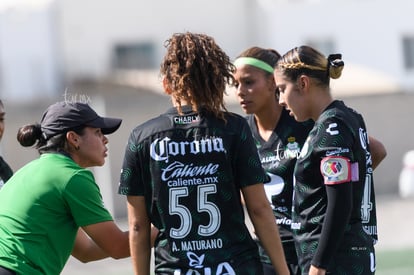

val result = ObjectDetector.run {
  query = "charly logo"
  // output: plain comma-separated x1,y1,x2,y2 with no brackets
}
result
326,123,339,135
174,115,200,125
150,137,225,163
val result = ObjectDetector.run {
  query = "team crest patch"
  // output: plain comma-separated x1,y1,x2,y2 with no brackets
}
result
320,156,351,185
285,136,300,159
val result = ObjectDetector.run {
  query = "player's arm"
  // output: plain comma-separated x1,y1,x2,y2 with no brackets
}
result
311,182,352,271
242,183,290,275
368,136,387,169
127,195,151,275
309,264,327,275
311,118,354,272
71,222,129,262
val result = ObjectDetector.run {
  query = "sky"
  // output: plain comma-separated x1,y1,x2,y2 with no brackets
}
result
0,0,53,12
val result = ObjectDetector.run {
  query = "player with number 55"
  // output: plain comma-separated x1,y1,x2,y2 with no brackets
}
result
118,32,290,275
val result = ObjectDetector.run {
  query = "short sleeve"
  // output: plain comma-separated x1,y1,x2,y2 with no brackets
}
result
64,170,113,227
315,117,356,185
118,131,144,196
234,119,268,188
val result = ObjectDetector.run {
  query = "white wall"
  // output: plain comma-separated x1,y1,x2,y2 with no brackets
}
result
2,0,414,100
0,2,60,102
57,0,263,81
57,0,414,92
260,0,414,92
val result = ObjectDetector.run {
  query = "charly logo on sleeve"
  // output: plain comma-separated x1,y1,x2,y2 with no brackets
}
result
326,123,339,135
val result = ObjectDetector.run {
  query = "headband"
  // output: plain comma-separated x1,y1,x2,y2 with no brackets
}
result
234,57,274,73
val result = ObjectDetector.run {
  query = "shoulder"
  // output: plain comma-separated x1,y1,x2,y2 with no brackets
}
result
201,111,250,130
321,100,362,120
224,111,249,123
318,101,364,132
223,112,252,132
128,114,171,143
279,109,314,137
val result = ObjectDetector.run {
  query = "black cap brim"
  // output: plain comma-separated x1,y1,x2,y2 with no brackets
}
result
87,117,122,135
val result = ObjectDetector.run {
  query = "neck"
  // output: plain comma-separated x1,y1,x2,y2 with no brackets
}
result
310,87,334,121
254,105,283,141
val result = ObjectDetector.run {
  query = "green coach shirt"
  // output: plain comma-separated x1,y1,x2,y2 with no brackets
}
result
0,153,113,275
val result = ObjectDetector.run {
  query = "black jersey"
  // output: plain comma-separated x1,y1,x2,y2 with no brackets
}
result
119,106,268,274
247,109,313,265
292,100,378,274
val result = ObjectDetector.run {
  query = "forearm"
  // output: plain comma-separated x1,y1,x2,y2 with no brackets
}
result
249,206,289,275
127,196,151,275
130,226,151,275
368,135,387,169
72,229,109,263
312,184,352,268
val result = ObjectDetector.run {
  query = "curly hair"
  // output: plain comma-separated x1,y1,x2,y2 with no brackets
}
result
160,32,235,120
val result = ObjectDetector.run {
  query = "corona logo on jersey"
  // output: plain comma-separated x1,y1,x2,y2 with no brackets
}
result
320,156,351,185
150,136,225,163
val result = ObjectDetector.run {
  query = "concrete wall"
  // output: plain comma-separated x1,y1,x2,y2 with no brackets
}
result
0,1,61,102
57,0,261,81
261,0,414,92
2,0,414,100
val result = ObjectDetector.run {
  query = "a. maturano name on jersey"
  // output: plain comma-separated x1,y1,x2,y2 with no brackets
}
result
119,106,268,274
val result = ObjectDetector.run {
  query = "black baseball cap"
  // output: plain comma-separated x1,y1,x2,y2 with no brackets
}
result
40,101,122,140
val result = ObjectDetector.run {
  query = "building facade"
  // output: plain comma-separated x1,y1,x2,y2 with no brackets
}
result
1,0,413,102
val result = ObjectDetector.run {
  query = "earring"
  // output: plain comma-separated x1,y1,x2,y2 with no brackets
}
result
75,145,80,150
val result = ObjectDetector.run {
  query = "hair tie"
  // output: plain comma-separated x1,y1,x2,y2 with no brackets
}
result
327,54,344,68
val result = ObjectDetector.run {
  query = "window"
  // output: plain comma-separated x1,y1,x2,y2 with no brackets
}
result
402,36,414,70
113,42,155,70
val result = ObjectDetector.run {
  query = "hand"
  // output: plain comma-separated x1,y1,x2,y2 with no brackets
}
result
309,265,326,275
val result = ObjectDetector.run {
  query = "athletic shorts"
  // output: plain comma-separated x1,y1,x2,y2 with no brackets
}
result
326,225,376,275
